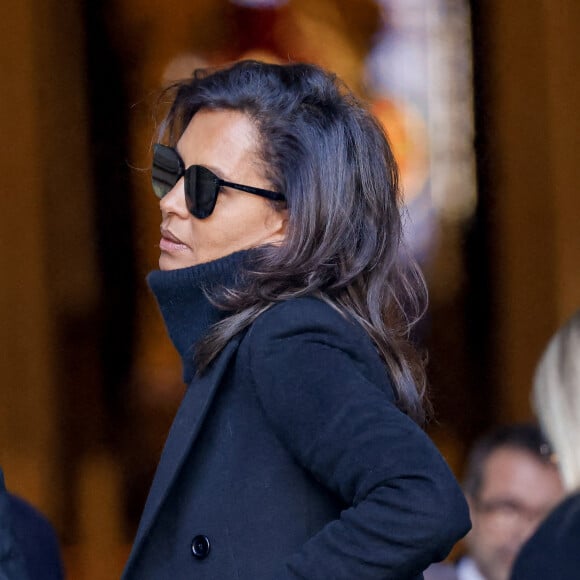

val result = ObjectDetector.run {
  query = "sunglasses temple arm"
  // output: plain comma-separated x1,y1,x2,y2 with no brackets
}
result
219,179,285,201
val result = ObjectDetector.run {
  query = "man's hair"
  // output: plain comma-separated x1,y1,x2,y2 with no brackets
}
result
463,423,554,498
156,60,429,423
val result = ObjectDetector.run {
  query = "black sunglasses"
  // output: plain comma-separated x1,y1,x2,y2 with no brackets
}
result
152,143,285,219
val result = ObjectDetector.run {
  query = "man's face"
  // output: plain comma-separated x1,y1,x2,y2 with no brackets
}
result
466,447,564,580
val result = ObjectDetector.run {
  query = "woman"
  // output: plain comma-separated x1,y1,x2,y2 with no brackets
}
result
123,60,470,579
511,311,580,579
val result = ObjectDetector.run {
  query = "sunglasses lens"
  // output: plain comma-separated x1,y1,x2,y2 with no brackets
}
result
185,166,220,218
152,144,183,199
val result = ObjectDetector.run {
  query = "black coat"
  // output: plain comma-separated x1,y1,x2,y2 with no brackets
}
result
123,296,470,579
0,469,64,580
511,491,580,579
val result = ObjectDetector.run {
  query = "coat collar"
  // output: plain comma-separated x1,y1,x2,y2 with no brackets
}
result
147,250,250,383
123,334,243,577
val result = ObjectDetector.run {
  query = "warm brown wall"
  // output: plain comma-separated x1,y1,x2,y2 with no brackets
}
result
475,0,580,422
0,0,97,522
0,0,57,513
542,2,580,321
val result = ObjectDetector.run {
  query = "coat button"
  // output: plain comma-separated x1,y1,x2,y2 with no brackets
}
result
191,535,211,559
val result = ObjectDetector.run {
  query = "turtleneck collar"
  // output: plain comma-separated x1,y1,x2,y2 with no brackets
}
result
147,250,250,384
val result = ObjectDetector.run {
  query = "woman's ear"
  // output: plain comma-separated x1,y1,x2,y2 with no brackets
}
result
266,207,288,245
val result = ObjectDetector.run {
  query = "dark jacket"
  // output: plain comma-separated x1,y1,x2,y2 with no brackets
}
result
123,265,470,579
0,469,64,580
511,491,580,579
1,469,28,580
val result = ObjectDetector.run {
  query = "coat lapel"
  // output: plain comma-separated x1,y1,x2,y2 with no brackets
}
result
124,335,242,575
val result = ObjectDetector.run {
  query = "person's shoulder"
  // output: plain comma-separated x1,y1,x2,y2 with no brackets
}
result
9,493,64,577
246,295,377,360
533,491,580,543
543,492,580,549
260,295,346,322
559,491,580,529
250,295,363,340
512,492,580,579
0,470,30,579
8,494,59,542
244,295,392,392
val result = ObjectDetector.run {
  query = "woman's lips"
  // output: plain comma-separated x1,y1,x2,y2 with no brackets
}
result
160,228,189,252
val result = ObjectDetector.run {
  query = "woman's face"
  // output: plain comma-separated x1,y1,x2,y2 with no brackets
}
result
158,109,286,270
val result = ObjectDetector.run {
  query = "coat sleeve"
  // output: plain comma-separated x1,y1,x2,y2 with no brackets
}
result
246,299,471,580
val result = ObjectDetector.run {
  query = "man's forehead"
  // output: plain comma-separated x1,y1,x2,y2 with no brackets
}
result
480,446,562,500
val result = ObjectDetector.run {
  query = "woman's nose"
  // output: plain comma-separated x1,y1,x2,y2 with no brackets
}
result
159,178,188,217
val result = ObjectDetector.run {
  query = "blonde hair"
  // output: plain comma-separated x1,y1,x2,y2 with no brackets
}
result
533,310,580,491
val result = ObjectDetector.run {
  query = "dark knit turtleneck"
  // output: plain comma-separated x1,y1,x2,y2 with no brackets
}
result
147,251,250,385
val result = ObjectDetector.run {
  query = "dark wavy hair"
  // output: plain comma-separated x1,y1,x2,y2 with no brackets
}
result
157,60,430,424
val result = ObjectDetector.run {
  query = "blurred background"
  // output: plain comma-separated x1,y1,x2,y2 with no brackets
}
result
0,0,578,577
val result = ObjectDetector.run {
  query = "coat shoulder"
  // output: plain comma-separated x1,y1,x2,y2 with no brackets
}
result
256,295,352,328
511,492,580,579
248,296,370,350
245,295,388,389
